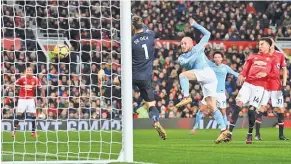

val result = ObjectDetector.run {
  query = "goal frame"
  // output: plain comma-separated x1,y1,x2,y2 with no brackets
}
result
1,0,133,163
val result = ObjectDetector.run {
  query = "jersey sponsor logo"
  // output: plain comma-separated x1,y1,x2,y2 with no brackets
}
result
277,63,280,68
254,61,267,66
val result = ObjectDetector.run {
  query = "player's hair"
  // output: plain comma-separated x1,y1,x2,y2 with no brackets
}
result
132,16,143,30
259,37,273,47
213,51,224,58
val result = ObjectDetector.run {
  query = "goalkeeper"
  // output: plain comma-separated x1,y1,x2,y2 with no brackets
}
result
99,16,167,140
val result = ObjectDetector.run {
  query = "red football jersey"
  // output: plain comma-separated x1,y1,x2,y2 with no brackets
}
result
16,76,42,99
240,53,275,88
265,51,287,91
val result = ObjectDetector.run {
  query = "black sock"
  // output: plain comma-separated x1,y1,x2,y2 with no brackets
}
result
32,116,36,133
14,115,22,131
255,122,261,136
149,106,159,122
255,112,263,136
277,113,284,137
248,108,256,134
229,105,241,132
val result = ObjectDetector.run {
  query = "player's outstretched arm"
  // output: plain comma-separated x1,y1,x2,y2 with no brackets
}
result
226,65,239,77
189,18,211,48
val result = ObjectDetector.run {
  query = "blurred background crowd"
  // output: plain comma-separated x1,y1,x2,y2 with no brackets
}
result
1,1,291,120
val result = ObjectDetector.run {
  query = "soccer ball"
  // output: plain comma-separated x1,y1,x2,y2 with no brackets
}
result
53,43,69,59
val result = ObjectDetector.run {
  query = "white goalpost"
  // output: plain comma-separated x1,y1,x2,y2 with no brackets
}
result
1,0,133,163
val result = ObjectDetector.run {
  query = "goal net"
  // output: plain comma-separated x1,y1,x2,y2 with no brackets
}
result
1,0,132,163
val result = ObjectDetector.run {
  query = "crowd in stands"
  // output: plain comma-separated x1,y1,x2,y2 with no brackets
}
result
1,1,291,120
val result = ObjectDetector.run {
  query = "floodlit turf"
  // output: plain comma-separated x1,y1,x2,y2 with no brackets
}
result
2,128,291,164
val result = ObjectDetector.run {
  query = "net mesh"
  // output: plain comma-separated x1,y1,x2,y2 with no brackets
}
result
1,0,122,162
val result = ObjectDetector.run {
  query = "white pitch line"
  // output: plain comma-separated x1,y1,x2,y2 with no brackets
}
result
2,151,157,164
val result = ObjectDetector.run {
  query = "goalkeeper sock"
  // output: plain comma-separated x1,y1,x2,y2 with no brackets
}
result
213,109,226,131
32,116,36,133
255,112,263,136
149,106,159,123
193,110,203,129
248,108,256,134
14,115,22,131
229,105,241,132
179,75,189,97
277,113,284,137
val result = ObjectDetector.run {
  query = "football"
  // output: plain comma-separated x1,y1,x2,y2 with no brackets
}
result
53,43,69,59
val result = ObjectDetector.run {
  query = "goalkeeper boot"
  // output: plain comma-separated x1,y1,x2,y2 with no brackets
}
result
154,122,167,140
215,130,229,144
279,136,289,140
31,132,39,138
245,134,253,144
176,97,192,108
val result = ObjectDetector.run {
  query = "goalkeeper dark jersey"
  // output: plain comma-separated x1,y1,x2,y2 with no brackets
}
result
132,28,155,81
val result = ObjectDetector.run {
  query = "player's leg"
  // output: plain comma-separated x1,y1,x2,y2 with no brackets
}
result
134,80,167,140
216,93,228,127
271,91,289,140
255,106,266,140
202,79,228,143
175,70,197,107
190,102,207,134
255,90,270,140
204,95,228,143
245,84,265,144
13,99,26,137
225,83,252,142
27,99,38,137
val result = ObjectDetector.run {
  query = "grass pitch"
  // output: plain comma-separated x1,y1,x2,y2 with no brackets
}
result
2,128,291,164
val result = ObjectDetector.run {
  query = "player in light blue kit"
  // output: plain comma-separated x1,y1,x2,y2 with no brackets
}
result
190,51,239,134
176,18,229,143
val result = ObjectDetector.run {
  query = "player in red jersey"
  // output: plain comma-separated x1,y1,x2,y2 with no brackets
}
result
255,38,289,140
224,38,277,144
13,67,45,137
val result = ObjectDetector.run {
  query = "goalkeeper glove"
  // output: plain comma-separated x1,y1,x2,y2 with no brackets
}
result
48,51,57,62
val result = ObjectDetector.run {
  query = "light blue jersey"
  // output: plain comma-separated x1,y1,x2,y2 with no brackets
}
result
207,61,239,93
178,24,211,70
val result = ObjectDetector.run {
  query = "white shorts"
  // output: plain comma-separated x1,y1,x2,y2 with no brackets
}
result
17,99,36,113
236,82,265,108
201,92,227,109
260,90,284,108
193,67,217,99
216,92,227,109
